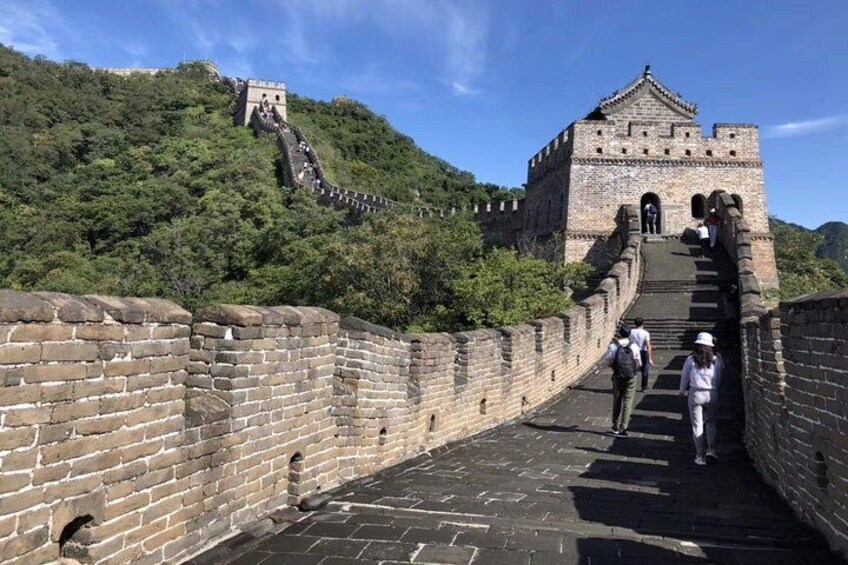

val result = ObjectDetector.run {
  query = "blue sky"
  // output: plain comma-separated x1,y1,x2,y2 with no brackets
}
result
1,0,846,228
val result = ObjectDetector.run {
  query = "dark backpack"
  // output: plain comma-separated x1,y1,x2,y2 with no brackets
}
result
613,342,637,379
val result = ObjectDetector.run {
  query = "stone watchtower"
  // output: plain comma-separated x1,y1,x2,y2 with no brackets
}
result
524,66,778,289
235,79,287,126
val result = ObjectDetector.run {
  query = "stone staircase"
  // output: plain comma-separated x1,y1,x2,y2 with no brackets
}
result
624,239,738,350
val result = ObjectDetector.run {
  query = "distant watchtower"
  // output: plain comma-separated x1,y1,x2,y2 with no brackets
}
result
524,66,777,288
235,79,287,126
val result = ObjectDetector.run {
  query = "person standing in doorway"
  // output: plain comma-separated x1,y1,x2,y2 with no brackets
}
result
697,222,710,257
644,201,658,234
706,209,721,249
629,318,655,392
606,325,642,437
679,332,723,466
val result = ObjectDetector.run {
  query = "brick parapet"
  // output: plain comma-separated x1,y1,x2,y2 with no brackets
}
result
730,220,848,559
0,230,641,564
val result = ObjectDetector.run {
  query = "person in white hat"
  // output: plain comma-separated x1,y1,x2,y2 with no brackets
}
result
679,332,723,465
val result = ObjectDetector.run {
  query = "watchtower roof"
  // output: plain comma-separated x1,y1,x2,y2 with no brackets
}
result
592,65,698,120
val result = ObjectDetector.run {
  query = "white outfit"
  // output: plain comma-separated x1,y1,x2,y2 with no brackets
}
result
680,354,723,457
697,225,709,240
629,328,650,351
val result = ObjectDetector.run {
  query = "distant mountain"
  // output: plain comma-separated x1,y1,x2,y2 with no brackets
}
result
816,221,848,272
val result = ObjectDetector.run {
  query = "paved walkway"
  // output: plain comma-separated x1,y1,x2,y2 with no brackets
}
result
196,242,841,565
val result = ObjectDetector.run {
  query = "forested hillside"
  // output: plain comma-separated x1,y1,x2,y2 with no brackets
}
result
287,94,521,207
0,46,578,330
770,218,848,299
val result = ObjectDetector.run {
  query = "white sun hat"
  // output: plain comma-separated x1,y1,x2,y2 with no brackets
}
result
694,332,715,347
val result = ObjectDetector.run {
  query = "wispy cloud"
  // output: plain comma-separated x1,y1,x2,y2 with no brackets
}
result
766,114,848,138
269,0,491,96
0,0,63,58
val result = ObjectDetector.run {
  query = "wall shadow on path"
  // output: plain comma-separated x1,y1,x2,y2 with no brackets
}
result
565,346,842,564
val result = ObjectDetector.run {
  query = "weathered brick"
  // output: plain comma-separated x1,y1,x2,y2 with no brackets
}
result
0,344,41,364
75,324,125,341
104,359,151,377
10,324,73,342
0,428,35,450
32,463,71,486
41,342,100,361
3,406,51,426
0,384,40,406
24,363,87,383
51,400,99,424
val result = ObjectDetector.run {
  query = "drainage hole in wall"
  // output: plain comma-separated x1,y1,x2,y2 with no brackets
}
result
379,427,387,445
59,515,94,559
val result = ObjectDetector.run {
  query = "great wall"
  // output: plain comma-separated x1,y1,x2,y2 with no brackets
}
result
1,69,846,564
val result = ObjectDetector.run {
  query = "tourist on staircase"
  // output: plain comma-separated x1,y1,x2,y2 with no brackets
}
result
679,332,723,466
606,325,642,437
697,222,710,257
629,318,655,392
706,208,722,250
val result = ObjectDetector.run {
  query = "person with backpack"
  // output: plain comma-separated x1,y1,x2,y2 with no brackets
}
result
606,325,642,437
644,202,658,234
679,332,723,465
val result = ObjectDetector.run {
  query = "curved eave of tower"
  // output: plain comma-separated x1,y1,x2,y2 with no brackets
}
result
594,70,698,119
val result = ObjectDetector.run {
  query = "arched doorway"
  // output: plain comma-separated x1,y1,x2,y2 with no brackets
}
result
691,194,706,219
731,194,744,216
640,193,661,234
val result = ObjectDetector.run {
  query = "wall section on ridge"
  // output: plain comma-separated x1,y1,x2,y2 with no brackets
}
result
0,208,642,565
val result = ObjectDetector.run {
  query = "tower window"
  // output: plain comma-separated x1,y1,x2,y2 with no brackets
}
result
643,148,649,155
621,148,627,155
729,133,736,139
730,150,737,157
685,149,691,156
706,150,713,157
664,148,670,155
685,132,690,138
596,147,603,154
596,129,603,136
642,131,648,137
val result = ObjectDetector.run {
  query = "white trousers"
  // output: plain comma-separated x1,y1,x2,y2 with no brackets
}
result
688,390,717,457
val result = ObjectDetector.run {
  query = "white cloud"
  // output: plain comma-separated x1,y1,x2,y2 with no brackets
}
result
766,114,848,138
269,0,491,96
0,0,63,58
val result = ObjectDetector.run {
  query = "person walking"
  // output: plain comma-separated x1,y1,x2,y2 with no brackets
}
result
644,201,658,234
629,318,655,392
697,222,710,257
706,209,721,249
606,325,642,437
679,332,723,466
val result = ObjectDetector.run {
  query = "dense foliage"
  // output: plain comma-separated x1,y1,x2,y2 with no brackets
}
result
287,94,522,207
770,218,848,300
0,47,580,331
